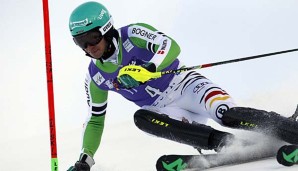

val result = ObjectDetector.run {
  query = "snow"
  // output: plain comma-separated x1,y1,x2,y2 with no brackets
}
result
2,120,298,171
208,159,296,171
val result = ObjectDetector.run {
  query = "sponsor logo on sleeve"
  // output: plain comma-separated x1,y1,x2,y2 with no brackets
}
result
84,81,91,106
131,27,157,41
161,39,168,50
193,82,210,94
123,39,134,52
157,39,168,54
92,72,105,86
104,80,114,89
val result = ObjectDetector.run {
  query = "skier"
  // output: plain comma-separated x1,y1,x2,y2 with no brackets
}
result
67,1,298,170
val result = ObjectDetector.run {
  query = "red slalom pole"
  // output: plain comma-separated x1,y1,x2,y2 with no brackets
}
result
42,0,59,170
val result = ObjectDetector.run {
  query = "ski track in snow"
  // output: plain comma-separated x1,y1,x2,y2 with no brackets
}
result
184,133,298,171
203,158,298,171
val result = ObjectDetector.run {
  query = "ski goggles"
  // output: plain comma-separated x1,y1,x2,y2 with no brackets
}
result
73,30,103,49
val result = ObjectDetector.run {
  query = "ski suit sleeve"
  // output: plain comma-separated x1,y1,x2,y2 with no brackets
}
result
127,23,181,71
82,73,108,157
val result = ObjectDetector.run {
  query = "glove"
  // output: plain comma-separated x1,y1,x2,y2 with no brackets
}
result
142,62,156,72
67,153,95,171
117,63,159,89
118,74,140,89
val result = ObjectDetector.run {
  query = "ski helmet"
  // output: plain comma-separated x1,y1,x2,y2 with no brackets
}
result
69,1,114,37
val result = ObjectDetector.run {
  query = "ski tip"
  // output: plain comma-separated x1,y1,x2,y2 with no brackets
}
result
276,145,298,167
156,155,192,171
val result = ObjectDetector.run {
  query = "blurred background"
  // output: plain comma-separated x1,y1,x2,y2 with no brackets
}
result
0,0,297,170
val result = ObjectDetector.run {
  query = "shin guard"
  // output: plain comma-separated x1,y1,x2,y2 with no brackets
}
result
222,107,298,144
134,109,233,150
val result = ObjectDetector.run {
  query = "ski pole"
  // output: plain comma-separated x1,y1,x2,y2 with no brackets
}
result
290,104,298,121
119,48,298,83
159,48,298,76
42,0,59,170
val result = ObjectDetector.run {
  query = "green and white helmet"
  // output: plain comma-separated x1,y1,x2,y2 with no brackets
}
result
69,1,114,36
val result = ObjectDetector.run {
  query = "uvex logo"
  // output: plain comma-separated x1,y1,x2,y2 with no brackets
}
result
98,9,107,20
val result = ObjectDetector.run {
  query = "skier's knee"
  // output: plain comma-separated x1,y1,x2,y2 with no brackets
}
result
210,102,236,124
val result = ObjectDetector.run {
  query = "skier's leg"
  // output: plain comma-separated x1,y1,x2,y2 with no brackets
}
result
161,71,298,145
133,109,234,151
169,71,237,124
177,73,298,144
133,71,241,151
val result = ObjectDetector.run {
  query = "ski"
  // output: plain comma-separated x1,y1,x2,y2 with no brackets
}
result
156,150,275,171
156,105,298,171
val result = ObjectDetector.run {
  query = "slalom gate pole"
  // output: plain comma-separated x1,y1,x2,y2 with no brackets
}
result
160,48,298,76
42,0,59,170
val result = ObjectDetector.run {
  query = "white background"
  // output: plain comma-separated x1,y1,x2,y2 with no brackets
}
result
0,0,298,170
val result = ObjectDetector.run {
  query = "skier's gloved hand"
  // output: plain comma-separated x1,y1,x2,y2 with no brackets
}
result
67,153,95,171
117,63,158,89
142,62,156,72
118,74,140,89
